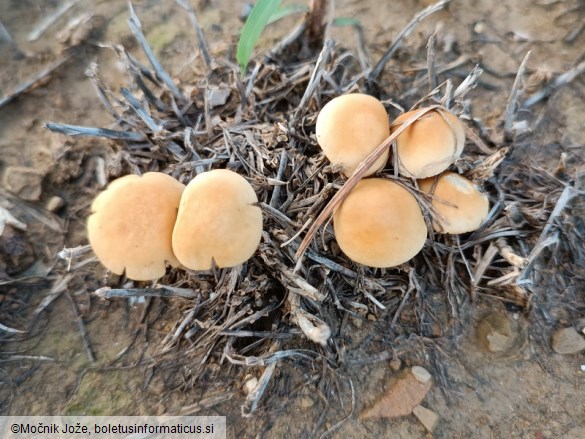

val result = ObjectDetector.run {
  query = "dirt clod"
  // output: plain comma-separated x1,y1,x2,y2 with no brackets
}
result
476,310,524,353
552,327,585,355
4,166,45,201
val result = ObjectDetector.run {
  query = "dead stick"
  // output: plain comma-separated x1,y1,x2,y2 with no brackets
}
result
66,292,95,363
45,122,146,141
128,3,184,100
175,0,212,69
504,51,531,142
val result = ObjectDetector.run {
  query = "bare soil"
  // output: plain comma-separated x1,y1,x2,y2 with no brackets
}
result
1,0,584,438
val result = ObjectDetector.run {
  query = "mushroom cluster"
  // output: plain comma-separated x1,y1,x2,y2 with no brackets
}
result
88,169,262,281
315,93,490,268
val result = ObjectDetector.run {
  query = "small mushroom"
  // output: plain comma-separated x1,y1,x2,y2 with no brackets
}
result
333,178,427,267
316,93,390,177
87,172,185,281
172,169,262,270
419,172,489,234
391,108,465,179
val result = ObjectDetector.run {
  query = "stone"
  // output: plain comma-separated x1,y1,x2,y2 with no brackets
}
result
552,327,585,354
4,166,44,201
411,366,431,383
413,405,439,433
360,367,432,419
46,196,66,212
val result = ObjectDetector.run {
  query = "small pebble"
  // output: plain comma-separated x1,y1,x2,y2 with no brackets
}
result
412,366,431,384
46,196,66,212
412,405,439,433
552,327,585,354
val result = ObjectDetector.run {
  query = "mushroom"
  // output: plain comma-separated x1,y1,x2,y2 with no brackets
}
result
419,172,489,234
333,178,427,267
391,108,465,179
172,169,262,270
316,93,390,177
87,172,185,281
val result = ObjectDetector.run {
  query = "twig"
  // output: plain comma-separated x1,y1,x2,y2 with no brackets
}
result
241,362,276,417
120,87,163,132
45,122,146,141
0,57,70,109
269,149,289,208
66,293,95,363
453,65,483,100
290,38,334,127
28,0,79,41
128,3,184,100
495,238,527,268
517,184,576,285
288,291,331,346
175,0,212,69
94,286,198,299
219,330,301,339
504,51,531,142
0,323,25,334
368,0,451,82
0,355,55,362
470,242,498,295
427,33,438,92
0,206,27,235
33,274,74,317
305,0,334,46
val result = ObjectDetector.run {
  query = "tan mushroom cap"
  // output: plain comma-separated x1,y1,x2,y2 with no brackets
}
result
172,169,262,270
333,178,427,268
316,93,390,177
419,172,490,234
87,172,185,281
391,108,465,179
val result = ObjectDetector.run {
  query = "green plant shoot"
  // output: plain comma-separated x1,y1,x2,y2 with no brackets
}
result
237,0,282,75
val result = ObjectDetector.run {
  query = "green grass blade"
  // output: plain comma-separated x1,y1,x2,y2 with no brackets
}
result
267,5,309,25
237,0,282,75
333,17,361,27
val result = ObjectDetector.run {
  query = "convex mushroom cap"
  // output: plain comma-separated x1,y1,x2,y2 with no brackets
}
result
87,172,185,281
172,169,262,270
391,108,465,179
316,93,390,177
419,172,489,234
333,178,427,267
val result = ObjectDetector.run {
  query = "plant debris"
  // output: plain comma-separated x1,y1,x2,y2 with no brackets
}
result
33,0,585,433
